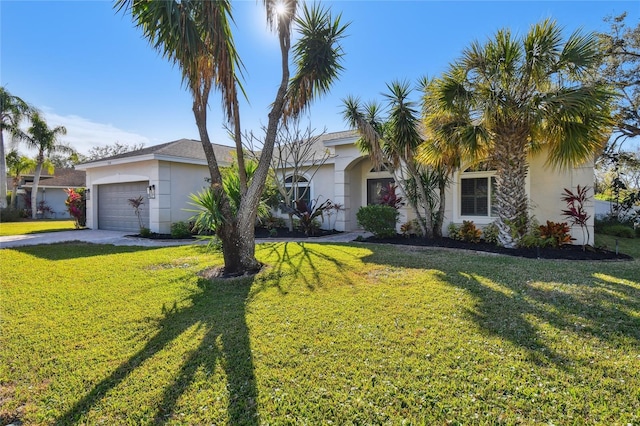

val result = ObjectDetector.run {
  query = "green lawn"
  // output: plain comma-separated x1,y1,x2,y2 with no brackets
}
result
595,233,640,259
1,242,639,425
0,219,77,236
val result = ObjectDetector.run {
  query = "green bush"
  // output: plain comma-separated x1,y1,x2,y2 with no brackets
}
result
356,205,399,238
482,222,500,245
459,220,482,243
140,227,152,237
447,222,460,240
171,221,192,239
0,208,22,223
601,224,635,239
538,221,572,247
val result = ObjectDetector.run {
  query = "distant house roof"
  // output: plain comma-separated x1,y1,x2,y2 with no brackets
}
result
22,168,86,189
76,139,237,169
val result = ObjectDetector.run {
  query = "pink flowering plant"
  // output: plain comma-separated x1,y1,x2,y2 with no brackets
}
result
65,188,86,229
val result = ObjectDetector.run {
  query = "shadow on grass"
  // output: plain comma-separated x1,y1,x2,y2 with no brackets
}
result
254,242,356,293
361,244,640,368
9,241,182,260
56,276,258,425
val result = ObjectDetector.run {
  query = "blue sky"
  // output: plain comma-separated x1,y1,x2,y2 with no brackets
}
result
1,0,638,154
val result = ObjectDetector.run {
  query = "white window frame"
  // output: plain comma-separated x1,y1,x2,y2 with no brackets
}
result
284,174,312,207
453,169,497,225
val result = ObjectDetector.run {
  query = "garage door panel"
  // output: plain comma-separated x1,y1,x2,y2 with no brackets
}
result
98,182,150,232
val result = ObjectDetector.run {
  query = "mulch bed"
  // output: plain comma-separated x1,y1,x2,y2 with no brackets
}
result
128,229,632,261
362,235,633,261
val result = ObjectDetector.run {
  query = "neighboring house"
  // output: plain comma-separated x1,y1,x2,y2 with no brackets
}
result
77,132,596,244
18,168,86,219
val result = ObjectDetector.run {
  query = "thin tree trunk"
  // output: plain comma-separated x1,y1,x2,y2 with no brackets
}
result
31,155,44,219
0,131,7,209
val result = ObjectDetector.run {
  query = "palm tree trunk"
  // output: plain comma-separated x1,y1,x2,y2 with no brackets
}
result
10,178,19,209
493,130,530,248
0,131,7,209
31,155,44,219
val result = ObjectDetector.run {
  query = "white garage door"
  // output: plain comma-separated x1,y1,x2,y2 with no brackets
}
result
98,182,150,232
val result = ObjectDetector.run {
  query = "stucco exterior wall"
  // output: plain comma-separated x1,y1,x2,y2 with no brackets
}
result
84,159,155,231
160,161,210,233
442,152,595,245
528,154,595,246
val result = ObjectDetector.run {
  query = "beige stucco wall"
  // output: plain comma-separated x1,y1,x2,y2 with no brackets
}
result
442,151,595,245
84,159,210,234
84,159,155,231
528,154,595,246
160,161,210,233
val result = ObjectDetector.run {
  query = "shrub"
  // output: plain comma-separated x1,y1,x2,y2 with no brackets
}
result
379,183,404,209
139,227,151,237
601,224,635,238
482,222,500,245
459,220,482,243
561,185,591,248
170,221,192,239
447,222,461,240
65,188,86,228
400,219,423,238
356,204,399,238
539,221,573,248
0,208,22,223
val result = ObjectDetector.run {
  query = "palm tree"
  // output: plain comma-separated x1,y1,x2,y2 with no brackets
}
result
117,0,347,274
342,80,439,237
23,112,72,219
431,20,614,248
0,87,34,209
5,150,38,209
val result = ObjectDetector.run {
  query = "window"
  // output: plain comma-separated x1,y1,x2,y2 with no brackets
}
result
285,175,311,207
367,178,395,205
460,168,496,217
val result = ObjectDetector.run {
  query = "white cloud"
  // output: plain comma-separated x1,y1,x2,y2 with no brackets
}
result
42,111,151,155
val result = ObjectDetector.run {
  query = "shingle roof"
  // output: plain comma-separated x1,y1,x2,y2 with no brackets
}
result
24,168,86,188
79,139,236,166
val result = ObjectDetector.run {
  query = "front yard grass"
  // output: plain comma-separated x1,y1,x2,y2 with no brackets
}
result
0,219,77,236
595,232,640,259
1,242,638,424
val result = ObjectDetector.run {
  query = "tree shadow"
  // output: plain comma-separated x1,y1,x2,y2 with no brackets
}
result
7,241,162,260
56,275,258,425
254,242,356,293
361,245,640,369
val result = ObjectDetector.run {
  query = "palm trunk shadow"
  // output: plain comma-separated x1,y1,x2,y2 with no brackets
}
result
56,277,258,425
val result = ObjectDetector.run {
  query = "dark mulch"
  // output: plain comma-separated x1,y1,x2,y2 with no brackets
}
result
254,227,342,239
362,235,633,261
129,227,341,241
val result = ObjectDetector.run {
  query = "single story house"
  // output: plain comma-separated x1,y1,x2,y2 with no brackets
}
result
17,168,86,218
77,131,595,244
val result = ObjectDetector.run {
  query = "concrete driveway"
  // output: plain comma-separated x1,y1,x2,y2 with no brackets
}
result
0,229,365,249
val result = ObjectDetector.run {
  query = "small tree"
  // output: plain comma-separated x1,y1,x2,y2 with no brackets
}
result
561,185,591,250
128,195,146,233
247,120,333,231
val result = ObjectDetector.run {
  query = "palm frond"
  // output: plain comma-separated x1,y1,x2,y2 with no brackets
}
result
285,3,349,119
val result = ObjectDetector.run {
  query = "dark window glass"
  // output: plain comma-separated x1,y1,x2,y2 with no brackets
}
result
367,178,395,205
461,177,488,216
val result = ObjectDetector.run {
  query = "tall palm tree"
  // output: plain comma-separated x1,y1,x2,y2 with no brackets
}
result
24,112,72,219
343,80,439,237
432,19,614,248
5,150,38,209
0,87,34,209
118,0,347,274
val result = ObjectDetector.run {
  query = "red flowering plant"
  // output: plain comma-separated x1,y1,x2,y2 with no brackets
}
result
65,188,86,229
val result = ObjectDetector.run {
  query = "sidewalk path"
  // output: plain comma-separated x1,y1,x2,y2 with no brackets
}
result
0,229,368,249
